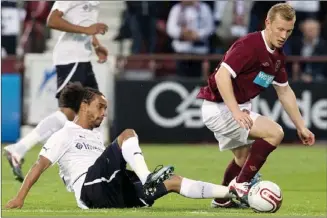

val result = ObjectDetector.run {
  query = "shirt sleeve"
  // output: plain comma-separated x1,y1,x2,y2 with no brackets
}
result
166,5,182,39
39,132,70,166
221,41,257,78
272,61,289,86
51,1,72,14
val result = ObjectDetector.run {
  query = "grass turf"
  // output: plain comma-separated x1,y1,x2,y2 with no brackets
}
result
1,144,326,217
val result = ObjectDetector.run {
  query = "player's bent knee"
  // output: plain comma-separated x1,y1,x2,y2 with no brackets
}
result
267,125,284,146
117,129,138,147
121,129,137,139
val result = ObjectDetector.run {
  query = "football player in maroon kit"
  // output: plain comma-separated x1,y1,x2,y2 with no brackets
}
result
197,3,315,208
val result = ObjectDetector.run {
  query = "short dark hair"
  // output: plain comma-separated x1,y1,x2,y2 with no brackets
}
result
58,82,85,112
58,82,104,113
81,87,104,105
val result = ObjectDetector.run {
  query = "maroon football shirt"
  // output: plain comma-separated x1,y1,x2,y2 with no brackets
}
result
197,31,288,104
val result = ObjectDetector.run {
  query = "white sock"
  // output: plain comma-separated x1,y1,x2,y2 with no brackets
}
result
179,178,233,199
121,136,151,184
8,111,67,160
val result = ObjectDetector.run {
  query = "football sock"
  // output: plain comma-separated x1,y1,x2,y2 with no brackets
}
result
215,159,242,204
237,139,276,183
180,178,234,199
222,159,242,186
121,137,151,185
7,110,67,161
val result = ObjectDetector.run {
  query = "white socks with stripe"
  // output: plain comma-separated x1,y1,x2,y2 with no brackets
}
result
180,178,233,199
6,111,67,161
121,137,151,185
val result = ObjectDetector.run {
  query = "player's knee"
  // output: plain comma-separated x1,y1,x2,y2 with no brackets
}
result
117,129,138,147
234,156,247,167
268,125,284,146
121,129,137,139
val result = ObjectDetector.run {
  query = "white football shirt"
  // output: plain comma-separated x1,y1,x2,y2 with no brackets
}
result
39,121,105,209
50,1,100,65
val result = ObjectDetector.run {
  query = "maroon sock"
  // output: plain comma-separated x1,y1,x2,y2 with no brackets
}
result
236,139,276,183
215,159,242,204
222,159,242,186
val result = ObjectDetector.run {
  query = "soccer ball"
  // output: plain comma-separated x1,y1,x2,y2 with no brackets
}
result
248,181,283,213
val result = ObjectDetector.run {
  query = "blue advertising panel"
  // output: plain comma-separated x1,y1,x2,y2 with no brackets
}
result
2,73,21,142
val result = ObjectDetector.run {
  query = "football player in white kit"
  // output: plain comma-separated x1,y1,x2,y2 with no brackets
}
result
5,83,238,209
4,1,109,182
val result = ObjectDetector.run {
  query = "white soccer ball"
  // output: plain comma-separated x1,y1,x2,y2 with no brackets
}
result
248,181,283,213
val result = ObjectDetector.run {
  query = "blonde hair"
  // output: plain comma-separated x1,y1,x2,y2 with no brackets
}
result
267,3,296,22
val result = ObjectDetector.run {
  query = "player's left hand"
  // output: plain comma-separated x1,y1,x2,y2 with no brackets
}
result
297,128,315,146
95,45,108,63
5,198,24,209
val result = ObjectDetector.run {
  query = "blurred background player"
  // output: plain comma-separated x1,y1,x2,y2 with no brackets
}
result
4,1,109,182
197,3,315,207
5,84,236,209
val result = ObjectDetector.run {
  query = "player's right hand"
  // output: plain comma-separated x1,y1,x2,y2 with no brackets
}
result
5,198,24,209
85,23,108,35
232,110,253,130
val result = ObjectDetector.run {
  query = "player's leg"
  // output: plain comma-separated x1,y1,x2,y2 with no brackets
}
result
80,129,174,208
165,175,235,199
212,144,249,207
201,100,263,206
229,115,284,201
116,129,173,188
4,63,83,182
131,173,235,206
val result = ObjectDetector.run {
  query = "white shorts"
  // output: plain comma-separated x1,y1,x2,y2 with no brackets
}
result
201,100,261,151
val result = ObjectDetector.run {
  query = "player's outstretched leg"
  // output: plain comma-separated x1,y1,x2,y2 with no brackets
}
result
117,129,174,194
229,116,284,204
137,174,236,204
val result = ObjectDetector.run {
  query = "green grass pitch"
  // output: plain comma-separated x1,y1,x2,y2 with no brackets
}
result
1,144,326,217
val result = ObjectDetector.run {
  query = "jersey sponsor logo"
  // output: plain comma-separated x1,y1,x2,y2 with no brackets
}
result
75,142,103,152
253,71,275,88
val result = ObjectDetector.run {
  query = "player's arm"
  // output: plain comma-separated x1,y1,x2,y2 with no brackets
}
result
5,156,51,209
47,8,88,34
92,35,108,63
92,35,101,48
215,66,242,115
273,84,315,145
6,133,70,209
274,84,305,129
46,2,107,35
215,42,256,129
